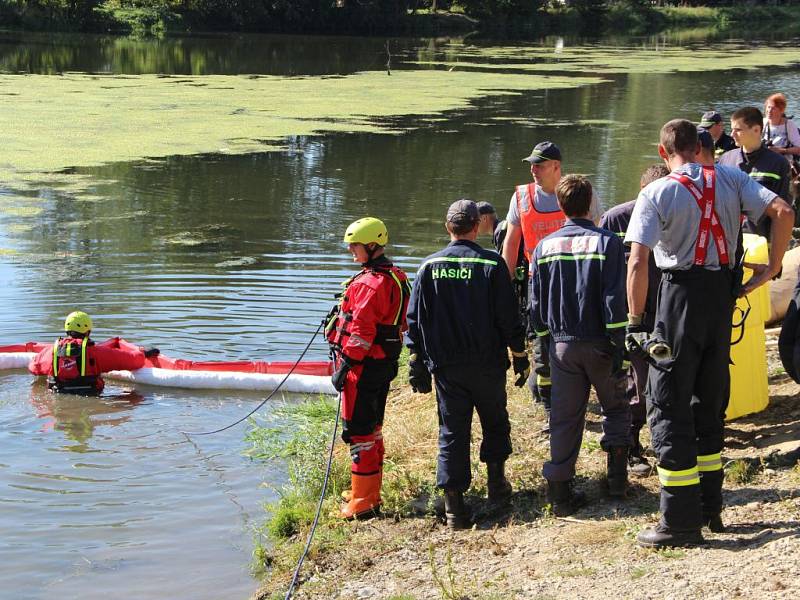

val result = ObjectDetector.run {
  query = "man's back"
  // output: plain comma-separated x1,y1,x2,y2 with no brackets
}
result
530,218,626,342
407,239,523,370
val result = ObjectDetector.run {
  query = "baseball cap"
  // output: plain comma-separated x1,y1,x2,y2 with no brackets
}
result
476,201,496,215
698,128,714,151
522,141,562,164
446,199,480,229
699,111,723,128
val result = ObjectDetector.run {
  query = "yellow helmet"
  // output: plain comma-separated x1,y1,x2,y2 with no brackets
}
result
64,311,93,334
343,217,388,247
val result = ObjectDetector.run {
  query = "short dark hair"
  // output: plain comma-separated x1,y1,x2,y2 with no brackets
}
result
660,119,698,156
731,106,764,130
556,175,592,218
640,164,670,188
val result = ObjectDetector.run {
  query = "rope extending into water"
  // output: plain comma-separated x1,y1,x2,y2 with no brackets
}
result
181,321,325,436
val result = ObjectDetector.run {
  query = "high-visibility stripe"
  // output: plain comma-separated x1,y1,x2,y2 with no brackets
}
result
536,375,551,386
657,465,700,487
421,256,498,269
615,231,626,237
606,321,628,330
536,253,606,265
697,452,722,472
52,339,59,376
749,171,782,181
386,270,406,326
534,329,549,337
349,334,372,350
80,337,88,377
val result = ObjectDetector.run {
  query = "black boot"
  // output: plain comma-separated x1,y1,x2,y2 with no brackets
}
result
606,446,629,498
637,524,705,548
487,462,513,504
444,489,472,530
628,445,653,478
703,514,726,533
546,479,587,517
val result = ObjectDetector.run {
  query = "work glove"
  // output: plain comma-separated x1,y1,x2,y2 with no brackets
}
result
408,354,432,394
143,347,160,358
624,315,649,356
511,350,530,387
331,356,353,392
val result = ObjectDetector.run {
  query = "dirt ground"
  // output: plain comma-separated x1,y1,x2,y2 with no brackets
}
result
256,357,800,600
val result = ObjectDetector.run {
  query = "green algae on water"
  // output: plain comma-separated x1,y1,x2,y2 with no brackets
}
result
413,42,800,75
0,70,605,189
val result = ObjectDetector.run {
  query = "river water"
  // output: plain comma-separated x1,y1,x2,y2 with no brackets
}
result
1,30,800,599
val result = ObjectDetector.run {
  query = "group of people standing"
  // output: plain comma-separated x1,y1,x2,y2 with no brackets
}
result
327,98,796,549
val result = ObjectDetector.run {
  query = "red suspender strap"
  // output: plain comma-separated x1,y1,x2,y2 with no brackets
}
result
667,166,729,266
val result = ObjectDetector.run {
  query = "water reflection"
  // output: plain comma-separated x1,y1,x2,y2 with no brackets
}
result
30,384,145,450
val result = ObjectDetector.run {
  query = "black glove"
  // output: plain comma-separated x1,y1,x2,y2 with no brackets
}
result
624,316,649,355
331,356,353,392
408,354,432,394
511,350,530,387
143,347,160,358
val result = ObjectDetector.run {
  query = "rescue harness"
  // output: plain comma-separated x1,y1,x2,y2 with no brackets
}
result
48,337,99,394
325,263,411,362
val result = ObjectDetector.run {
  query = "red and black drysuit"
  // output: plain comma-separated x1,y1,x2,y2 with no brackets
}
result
326,255,410,478
29,337,147,394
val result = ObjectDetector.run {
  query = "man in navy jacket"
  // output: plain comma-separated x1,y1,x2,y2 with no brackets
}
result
406,199,529,529
530,175,631,516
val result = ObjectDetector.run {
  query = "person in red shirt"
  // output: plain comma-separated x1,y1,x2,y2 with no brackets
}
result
28,311,159,395
326,218,411,519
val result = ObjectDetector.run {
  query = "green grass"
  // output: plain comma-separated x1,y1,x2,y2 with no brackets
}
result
656,548,686,560
725,458,759,485
630,566,650,580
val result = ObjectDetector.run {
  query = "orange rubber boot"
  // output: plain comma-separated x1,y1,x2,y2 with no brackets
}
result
339,472,382,519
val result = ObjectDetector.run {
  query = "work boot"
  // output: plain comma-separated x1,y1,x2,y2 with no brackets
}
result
636,524,706,548
703,514,726,533
486,461,513,504
339,473,381,520
444,489,472,529
606,446,629,497
628,452,653,478
546,479,587,517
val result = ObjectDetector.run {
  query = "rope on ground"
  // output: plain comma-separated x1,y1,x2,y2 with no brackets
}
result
181,321,325,436
285,390,341,600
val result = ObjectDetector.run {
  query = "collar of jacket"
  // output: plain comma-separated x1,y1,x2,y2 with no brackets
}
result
447,239,483,251
565,217,595,227
361,254,392,269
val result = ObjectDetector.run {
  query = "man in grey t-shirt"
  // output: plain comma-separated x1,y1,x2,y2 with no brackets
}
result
626,119,794,549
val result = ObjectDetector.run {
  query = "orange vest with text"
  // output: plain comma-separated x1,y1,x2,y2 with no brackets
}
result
516,183,567,261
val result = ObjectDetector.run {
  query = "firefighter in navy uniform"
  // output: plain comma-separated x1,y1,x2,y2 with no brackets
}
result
718,106,791,241
531,175,632,515
406,200,528,529
28,311,159,395
626,119,794,548
326,217,411,519
599,164,669,478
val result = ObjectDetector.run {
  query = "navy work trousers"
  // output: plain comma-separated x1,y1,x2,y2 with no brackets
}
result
543,340,631,482
434,364,512,492
627,352,649,454
648,268,733,531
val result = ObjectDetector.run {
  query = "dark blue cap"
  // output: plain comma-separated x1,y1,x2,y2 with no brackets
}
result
523,141,562,164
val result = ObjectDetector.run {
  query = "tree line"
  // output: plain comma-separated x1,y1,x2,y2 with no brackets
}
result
0,1,796,35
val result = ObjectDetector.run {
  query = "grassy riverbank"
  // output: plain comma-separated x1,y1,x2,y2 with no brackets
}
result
249,344,800,599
